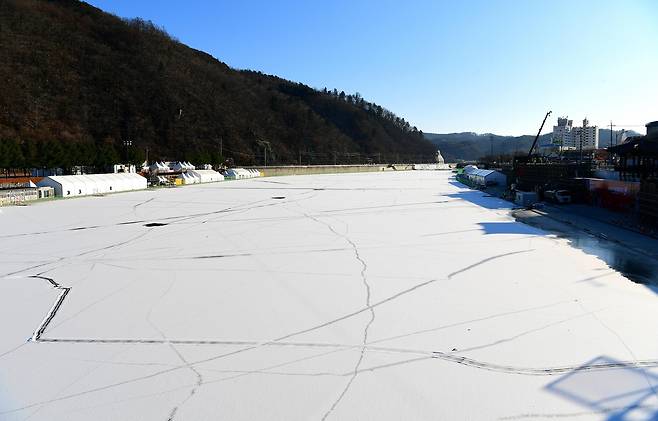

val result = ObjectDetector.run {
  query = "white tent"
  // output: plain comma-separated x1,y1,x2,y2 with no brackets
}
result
467,169,507,186
225,168,241,179
225,168,261,179
180,173,195,185
188,170,224,183
37,173,147,197
172,161,195,171
149,162,171,174
463,165,478,175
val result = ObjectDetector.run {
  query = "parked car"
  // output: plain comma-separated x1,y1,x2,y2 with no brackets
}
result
544,189,572,204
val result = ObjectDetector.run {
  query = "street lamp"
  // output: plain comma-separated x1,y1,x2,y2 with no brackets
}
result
256,139,271,166
123,139,132,162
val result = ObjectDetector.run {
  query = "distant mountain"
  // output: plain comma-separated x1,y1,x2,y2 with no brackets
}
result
598,129,642,148
425,129,643,161
424,132,546,161
0,0,435,169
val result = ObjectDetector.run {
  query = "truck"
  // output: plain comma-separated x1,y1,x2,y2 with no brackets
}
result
544,189,572,204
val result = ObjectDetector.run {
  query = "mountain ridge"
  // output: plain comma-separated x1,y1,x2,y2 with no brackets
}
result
425,129,642,161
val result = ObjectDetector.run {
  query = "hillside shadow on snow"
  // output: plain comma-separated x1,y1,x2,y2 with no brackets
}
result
477,222,545,236
447,180,514,210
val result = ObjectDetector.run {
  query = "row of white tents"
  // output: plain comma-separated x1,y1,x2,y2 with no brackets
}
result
149,162,172,174
180,170,225,184
225,168,261,179
37,168,262,198
412,163,451,170
37,173,147,197
148,161,196,174
172,161,195,171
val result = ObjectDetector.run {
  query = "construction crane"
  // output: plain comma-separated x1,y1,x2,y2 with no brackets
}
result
527,111,552,159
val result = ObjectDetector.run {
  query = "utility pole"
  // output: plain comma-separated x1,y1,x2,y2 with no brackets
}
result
256,139,270,167
608,121,623,146
578,127,585,164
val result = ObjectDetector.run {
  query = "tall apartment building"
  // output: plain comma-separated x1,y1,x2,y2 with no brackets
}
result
552,117,573,148
551,117,599,150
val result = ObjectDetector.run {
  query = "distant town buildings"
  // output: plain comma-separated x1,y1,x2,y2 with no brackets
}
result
552,117,599,150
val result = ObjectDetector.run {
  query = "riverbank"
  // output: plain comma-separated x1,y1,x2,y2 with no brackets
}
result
513,204,658,286
451,176,658,286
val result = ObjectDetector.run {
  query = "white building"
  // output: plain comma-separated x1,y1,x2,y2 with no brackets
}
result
37,173,147,197
552,117,573,149
552,117,599,150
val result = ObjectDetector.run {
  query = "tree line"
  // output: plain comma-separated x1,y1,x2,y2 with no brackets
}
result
0,138,120,176
320,88,423,136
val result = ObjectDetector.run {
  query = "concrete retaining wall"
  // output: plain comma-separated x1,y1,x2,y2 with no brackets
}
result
247,164,415,177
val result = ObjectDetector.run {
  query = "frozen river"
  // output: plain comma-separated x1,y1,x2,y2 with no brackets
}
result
1,171,657,420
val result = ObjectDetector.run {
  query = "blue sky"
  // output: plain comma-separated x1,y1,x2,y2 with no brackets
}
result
87,0,657,135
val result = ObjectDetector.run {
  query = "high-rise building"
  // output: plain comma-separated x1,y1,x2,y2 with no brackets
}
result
551,117,599,150
552,117,573,149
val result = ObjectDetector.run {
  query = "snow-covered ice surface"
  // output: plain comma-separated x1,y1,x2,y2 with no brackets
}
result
1,171,658,420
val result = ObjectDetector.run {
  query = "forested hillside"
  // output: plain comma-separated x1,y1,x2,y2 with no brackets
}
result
0,0,435,171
